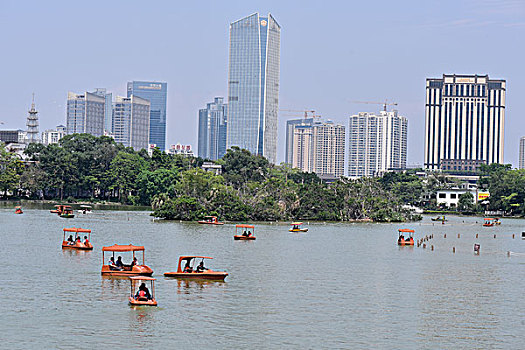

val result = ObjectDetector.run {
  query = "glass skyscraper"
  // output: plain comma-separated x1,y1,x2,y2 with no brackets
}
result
198,97,227,160
227,13,281,163
127,81,167,151
92,88,113,133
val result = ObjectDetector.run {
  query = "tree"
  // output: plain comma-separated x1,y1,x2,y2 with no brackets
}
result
457,191,475,212
108,152,148,203
0,144,22,198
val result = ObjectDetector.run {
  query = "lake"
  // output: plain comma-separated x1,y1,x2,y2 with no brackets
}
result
1,209,524,349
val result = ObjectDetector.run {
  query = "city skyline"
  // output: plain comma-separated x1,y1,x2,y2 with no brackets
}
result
1,1,524,166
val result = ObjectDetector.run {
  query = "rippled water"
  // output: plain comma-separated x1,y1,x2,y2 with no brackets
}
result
1,209,524,349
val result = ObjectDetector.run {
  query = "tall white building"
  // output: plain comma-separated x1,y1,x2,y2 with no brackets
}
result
112,96,150,151
289,120,345,178
424,74,505,171
519,136,525,169
42,125,66,145
66,91,105,136
348,110,408,178
226,13,281,163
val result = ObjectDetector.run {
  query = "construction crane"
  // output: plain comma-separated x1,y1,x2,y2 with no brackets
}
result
351,100,398,112
279,109,319,120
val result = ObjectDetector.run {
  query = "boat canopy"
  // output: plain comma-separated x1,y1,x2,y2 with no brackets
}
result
236,224,254,229
204,216,216,218
291,222,303,225
180,256,213,260
102,244,145,252
484,218,495,220
129,276,155,281
398,229,415,233
80,205,92,208
63,227,91,233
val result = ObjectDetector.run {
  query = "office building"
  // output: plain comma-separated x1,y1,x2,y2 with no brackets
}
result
92,88,113,133
424,74,505,171
227,13,281,163
288,119,345,178
348,110,408,178
198,97,228,160
112,96,150,151
518,136,525,169
42,125,66,145
127,81,167,151
66,92,105,136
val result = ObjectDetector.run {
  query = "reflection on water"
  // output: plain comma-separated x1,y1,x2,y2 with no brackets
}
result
1,209,525,348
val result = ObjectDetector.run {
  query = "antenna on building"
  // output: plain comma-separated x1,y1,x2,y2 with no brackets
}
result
351,100,398,112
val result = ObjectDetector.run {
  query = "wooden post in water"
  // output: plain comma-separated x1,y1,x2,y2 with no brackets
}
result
453,247,456,253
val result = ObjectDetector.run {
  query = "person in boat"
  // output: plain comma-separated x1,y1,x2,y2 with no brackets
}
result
184,261,193,273
115,256,124,269
135,283,152,300
83,236,89,245
109,256,121,270
196,261,207,273
247,230,252,237
76,235,82,244
242,230,248,237
130,257,138,267
67,235,74,245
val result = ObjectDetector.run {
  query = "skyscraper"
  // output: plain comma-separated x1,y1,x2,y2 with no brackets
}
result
348,110,408,178
127,81,167,151
66,92,105,136
227,13,281,163
519,137,525,169
424,74,505,171
26,94,40,144
92,88,113,133
112,96,150,151
288,119,345,178
285,117,314,165
198,97,227,160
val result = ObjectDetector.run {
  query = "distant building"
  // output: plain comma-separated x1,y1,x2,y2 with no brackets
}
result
0,130,22,144
167,143,194,157
112,96,150,151
424,74,506,170
519,136,525,169
201,161,222,175
198,97,227,160
26,95,40,144
348,110,408,178
92,88,113,133
227,13,281,163
41,125,66,145
66,91,105,136
288,119,345,178
285,117,314,165
127,81,167,151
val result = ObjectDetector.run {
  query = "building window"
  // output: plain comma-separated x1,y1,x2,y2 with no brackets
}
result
439,193,446,199
450,193,457,199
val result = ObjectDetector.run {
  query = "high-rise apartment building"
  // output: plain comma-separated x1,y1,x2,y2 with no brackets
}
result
127,81,167,151
42,125,66,145
227,13,281,163
285,118,314,165
66,92,105,136
92,88,113,133
348,110,408,178
519,137,525,169
198,97,227,160
424,74,505,171
112,96,150,151
288,119,345,178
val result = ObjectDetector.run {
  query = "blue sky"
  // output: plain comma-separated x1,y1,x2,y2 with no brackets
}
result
1,0,524,166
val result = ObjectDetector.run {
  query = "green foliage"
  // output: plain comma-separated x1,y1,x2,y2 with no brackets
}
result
0,143,22,197
457,191,475,212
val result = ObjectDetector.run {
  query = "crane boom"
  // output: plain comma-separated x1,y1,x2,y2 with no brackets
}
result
351,100,398,112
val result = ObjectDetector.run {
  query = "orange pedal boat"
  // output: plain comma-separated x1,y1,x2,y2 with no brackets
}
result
397,229,415,246
233,224,256,240
14,206,23,214
164,256,228,281
62,227,93,250
129,276,157,306
101,244,153,276
198,216,224,225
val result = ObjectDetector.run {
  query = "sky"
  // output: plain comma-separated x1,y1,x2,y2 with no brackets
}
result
1,0,524,166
